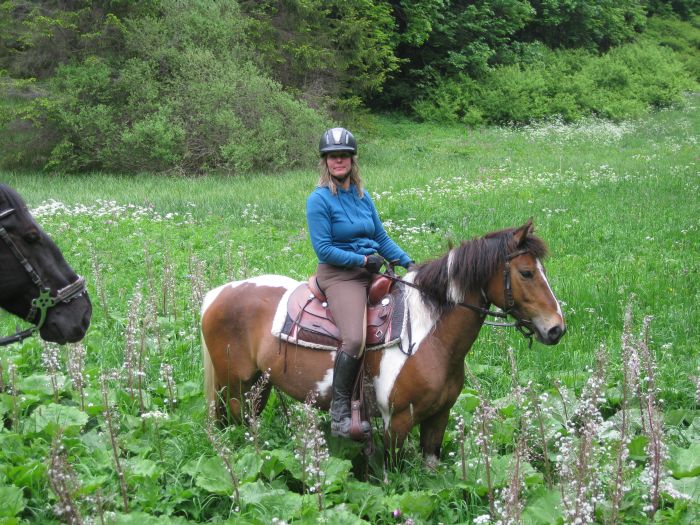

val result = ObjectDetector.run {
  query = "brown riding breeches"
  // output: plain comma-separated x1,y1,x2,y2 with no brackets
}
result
316,264,371,358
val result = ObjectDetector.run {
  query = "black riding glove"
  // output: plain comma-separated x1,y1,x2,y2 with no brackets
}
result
365,254,384,274
406,262,418,272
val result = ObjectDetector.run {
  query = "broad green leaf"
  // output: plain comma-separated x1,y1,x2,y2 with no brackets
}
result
685,416,700,442
668,444,700,478
260,449,295,481
19,373,66,396
322,457,352,494
628,435,649,462
493,397,517,418
6,460,46,489
454,453,540,497
456,389,480,412
522,487,563,525
103,511,192,524
0,395,8,418
193,456,235,495
238,480,303,520
315,506,369,524
128,457,162,481
605,385,623,407
0,434,25,462
123,431,154,455
492,417,517,445
608,409,644,435
525,471,545,487
177,381,201,400
383,491,436,520
540,388,577,427
344,480,384,520
26,403,88,436
668,476,700,503
0,485,25,518
235,450,264,483
664,408,696,426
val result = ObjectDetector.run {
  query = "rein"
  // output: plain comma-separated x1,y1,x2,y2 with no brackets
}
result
0,207,87,346
384,248,536,346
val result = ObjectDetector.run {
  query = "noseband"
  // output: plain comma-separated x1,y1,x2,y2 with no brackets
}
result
0,207,87,346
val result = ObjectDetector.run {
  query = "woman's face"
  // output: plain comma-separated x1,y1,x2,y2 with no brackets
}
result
326,152,352,179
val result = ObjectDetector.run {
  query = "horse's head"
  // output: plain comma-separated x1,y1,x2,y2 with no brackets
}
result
484,220,566,345
0,185,92,344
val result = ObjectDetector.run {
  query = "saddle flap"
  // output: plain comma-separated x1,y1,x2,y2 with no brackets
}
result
368,275,393,305
277,280,405,351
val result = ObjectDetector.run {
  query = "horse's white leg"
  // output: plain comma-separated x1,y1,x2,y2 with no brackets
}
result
201,338,218,414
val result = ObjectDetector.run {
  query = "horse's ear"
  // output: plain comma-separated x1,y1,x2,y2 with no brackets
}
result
513,218,534,247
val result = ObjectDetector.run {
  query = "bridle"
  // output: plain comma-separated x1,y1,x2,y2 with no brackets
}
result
0,207,87,346
385,248,536,346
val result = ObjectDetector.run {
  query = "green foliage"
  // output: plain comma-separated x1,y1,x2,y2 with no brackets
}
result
1,0,325,174
642,15,700,81
399,0,537,79
392,0,446,46
413,40,696,124
0,484,25,518
527,0,647,51
0,0,155,79
240,0,400,110
647,0,700,19
1,1,699,171
378,0,652,109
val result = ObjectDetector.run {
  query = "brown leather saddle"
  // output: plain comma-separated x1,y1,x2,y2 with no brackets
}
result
277,274,405,350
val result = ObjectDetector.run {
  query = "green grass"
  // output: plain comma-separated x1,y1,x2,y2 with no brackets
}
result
0,95,698,523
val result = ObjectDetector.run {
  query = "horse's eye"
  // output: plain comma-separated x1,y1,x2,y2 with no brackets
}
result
24,231,41,243
519,270,534,279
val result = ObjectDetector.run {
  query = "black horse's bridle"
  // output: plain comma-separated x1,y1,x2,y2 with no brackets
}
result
0,207,87,346
386,248,537,346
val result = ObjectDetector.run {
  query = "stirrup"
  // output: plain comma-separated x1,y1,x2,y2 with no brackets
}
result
331,416,370,440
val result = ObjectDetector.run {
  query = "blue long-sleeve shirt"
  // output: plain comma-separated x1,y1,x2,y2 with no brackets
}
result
306,184,412,268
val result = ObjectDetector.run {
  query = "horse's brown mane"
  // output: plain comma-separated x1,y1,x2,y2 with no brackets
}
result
413,226,548,309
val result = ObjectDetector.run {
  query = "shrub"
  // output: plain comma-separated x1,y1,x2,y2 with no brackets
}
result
1,0,326,174
413,39,696,125
579,41,696,119
642,15,700,81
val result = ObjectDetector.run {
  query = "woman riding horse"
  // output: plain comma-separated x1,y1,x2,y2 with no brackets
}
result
307,127,416,440
201,219,566,463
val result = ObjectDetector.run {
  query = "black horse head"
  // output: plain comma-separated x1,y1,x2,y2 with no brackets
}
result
0,184,92,344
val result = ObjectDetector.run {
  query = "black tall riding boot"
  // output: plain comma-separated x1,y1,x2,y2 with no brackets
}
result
330,350,370,439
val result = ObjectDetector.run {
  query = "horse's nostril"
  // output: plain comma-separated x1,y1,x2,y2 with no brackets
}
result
548,325,563,341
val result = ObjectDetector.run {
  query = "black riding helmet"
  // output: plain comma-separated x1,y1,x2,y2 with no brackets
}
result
319,127,357,156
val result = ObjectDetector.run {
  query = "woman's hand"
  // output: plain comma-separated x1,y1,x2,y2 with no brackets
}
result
365,254,384,273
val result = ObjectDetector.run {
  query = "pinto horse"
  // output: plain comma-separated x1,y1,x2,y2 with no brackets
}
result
0,184,91,345
201,220,565,462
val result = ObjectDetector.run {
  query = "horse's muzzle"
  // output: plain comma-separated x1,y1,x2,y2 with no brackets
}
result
40,295,92,344
536,322,566,345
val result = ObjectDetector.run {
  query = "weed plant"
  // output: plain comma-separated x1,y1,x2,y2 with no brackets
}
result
0,97,698,523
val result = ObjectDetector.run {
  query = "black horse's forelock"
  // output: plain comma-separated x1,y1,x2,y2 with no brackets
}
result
0,184,9,209
0,184,24,211
413,226,548,310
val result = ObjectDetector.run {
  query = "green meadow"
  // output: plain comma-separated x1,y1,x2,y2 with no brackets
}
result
0,96,698,523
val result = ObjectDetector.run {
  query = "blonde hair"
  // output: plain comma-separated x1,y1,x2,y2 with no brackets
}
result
317,155,364,197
